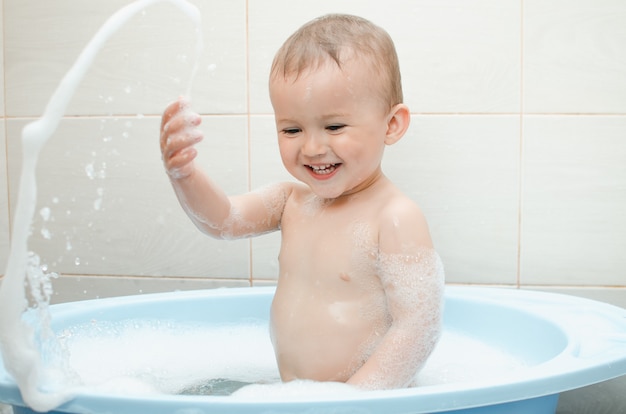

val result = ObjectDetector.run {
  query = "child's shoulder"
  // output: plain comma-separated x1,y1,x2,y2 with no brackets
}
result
376,185,432,248
268,181,313,207
380,188,425,223
282,181,312,200
373,179,420,211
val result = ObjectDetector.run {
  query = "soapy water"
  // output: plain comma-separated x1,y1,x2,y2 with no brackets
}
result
0,0,201,411
38,317,525,399
56,320,279,396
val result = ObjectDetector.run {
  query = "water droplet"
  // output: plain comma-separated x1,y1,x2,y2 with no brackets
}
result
93,198,103,210
97,165,107,179
124,85,132,94
75,257,81,266
39,207,51,221
41,228,52,239
85,163,95,179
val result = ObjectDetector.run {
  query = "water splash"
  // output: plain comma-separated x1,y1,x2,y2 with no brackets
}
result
0,0,202,411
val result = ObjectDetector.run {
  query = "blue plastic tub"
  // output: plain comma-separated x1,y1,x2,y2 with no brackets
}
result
1,286,625,414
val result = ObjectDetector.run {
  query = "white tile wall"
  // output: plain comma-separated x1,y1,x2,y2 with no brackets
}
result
4,0,246,117
49,275,250,304
0,0,4,117
1,0,625,306
384,115,521,284
521,116,626,285
0,121,8,272
0,2,7,274
5,115,250,279
248,0,521,114
249,115,291,280
390,0,521,113
524,0,626,113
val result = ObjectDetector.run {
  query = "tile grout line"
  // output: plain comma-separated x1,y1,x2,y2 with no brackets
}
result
5,109,626,121
244,0,253,287
6,112,626,121
517,0,525,289
2,0,11,246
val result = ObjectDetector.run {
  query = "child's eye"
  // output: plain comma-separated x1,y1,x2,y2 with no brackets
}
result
326,124,346,132
282,128,301,136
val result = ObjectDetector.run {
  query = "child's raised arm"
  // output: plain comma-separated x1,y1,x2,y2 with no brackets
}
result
160,97,288,239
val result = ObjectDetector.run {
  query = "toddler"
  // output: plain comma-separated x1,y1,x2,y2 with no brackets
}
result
159,14,444,390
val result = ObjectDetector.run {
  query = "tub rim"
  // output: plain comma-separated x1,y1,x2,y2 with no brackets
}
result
1,286,625,414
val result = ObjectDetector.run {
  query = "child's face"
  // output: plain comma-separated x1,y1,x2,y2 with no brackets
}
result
270,60,390,200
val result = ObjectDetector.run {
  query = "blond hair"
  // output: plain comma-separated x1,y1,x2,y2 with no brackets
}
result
270,14,403,108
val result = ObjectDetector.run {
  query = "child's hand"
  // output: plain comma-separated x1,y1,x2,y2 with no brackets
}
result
160,97,203,179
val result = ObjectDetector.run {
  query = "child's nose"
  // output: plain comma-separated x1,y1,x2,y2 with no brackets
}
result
301,132,328,157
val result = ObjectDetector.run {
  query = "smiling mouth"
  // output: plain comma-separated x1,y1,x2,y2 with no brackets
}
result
306,164,340,175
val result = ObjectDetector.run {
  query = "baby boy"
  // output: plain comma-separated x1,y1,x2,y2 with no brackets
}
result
159,14,444,390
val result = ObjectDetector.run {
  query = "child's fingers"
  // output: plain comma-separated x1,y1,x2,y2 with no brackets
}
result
160,106,201,152
164,147,198,179
160,97,203,179
160,96,189,131
163,129,203,160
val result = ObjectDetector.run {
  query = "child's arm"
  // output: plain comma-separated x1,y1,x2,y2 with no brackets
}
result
346,201,444,390
160,97,288,239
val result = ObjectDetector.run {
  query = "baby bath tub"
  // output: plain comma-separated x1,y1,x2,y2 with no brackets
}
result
1,285,625,414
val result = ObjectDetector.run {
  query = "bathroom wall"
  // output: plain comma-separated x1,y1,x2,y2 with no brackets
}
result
0,0,624,307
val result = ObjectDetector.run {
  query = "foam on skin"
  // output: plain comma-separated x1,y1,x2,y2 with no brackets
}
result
336,223,445,389
185,183,289,240
372,248,445,388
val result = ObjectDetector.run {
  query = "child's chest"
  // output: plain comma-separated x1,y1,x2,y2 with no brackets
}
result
278,197,381,289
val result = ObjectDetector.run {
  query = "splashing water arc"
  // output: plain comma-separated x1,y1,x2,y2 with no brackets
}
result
0,0,202,411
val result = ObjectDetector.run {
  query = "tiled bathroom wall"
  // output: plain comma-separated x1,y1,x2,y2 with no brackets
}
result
0,0,624,307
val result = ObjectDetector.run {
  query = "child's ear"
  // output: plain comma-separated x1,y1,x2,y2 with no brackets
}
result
384,104,411,145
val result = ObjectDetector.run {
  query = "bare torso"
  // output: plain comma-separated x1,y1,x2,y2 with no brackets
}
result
270,180,400,382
